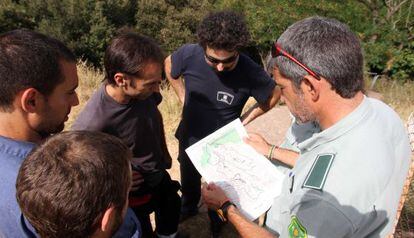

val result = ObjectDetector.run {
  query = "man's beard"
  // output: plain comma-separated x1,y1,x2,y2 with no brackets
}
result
292,92,315,124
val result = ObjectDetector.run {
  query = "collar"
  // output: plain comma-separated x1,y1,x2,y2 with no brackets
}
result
0,135,35,158
20,214,38,238
298,96,371,153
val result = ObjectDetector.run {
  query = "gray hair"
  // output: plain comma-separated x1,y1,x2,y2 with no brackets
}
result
275,16,364,98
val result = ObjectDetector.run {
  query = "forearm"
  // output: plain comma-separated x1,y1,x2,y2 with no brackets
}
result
241,87,281,125
227,206,277,238
241,103,265,126
164,55,185,104
271,147,298,167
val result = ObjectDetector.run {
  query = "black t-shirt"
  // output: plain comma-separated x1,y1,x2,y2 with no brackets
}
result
72,84,166,175
171,44,275,147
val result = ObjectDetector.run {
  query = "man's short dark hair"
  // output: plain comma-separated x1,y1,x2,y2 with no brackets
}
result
104,30,164,85
16,131,132,238
197,10,251,51
275,16,364,98
0,29,76,112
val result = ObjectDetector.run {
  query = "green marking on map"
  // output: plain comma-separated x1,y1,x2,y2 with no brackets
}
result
199,128,242,167
212,128,241,146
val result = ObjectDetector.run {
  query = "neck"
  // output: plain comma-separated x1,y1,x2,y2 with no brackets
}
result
316,91,364,130
0,111,42,144
105,84,131,104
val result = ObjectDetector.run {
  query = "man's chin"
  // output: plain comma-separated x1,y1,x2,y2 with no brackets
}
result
136,93,152,100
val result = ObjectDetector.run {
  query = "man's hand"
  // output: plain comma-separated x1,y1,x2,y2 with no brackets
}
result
131,171,144,191
202,183,230,210
244,132,271,156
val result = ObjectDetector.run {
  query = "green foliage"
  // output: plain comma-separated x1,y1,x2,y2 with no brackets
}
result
0,0,412,81
390,42,414,81
135,0,213,54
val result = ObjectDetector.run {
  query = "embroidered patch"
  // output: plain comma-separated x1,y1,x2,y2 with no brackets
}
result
288,215,307,238
217,91,234,105
303,153,334,190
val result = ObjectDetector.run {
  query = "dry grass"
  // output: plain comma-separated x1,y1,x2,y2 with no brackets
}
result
68,63,414,237
370,78,414,236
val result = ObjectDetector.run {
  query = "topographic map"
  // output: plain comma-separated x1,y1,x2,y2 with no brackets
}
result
186,119,285,220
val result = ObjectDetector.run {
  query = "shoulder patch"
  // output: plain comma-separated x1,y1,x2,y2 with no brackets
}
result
302,153,335,190
288,215,307,238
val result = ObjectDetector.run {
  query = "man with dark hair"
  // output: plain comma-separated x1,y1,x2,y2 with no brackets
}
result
72,31,182,238
0,29,80,237
202,16,411,238
164,10,280,237
16,131,135,238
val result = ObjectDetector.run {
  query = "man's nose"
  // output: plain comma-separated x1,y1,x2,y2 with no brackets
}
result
216,63,225,71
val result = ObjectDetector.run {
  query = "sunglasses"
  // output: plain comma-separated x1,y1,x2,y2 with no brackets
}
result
205,52,239,65
271,43,320,80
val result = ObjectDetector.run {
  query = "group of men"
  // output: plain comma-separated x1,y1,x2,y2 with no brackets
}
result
0,9,411,238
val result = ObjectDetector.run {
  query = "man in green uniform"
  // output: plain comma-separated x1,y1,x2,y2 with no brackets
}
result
202,16,411,238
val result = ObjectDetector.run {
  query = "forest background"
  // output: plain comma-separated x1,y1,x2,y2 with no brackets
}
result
1,0,414,236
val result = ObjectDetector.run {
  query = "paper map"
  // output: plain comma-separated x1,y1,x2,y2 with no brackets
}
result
185,119,285,220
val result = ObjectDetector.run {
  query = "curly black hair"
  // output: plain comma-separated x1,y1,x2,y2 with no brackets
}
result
197,10,251,51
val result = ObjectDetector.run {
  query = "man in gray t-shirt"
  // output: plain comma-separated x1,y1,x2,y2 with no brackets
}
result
73,32,181,238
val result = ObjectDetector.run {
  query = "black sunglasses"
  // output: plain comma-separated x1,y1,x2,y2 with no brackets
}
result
271,43,320,80
205,52,239,65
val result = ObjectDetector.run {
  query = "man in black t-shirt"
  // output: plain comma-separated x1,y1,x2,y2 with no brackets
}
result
73,31,182,238
165,10,280,237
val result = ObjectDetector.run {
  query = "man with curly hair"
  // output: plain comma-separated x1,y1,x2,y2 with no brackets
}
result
165,10,280,237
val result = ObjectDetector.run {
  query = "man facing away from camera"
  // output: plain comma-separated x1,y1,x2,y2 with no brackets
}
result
202,16,411,238
164,10,280,237
16,131,138,238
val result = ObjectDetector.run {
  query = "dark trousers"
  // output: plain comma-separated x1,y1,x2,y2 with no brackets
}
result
131,171,181,237
179,143,223,230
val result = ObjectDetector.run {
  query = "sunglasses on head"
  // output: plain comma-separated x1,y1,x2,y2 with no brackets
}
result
205,52,239,65
271,42,320,80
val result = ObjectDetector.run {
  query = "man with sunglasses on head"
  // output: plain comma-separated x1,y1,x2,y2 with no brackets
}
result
164,10,280,237
202,16,411,238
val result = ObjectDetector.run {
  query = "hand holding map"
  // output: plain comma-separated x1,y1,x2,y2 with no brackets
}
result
185,119,285,220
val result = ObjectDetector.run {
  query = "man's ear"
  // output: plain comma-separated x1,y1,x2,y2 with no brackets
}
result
301,75,321,101
114,73,127,87
20,88,42,113
101,206,116,232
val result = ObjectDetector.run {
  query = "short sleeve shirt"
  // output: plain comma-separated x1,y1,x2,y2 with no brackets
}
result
265,97,411,237
72,85,166,174
170,44,276,146
0,136,34,237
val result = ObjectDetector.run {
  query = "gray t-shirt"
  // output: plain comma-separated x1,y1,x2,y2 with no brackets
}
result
72,84,166,175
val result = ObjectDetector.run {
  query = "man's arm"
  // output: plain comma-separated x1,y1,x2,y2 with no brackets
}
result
202,183,277,238
241,87,281,126
164,55,185,104
244,132,298,167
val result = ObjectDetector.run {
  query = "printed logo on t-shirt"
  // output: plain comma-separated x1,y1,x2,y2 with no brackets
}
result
217,91,234,105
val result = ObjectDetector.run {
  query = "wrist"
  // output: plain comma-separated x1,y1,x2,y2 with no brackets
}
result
267,144,277,160
217,200,237,222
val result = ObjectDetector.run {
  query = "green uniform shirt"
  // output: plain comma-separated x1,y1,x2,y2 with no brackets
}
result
265,97,411,238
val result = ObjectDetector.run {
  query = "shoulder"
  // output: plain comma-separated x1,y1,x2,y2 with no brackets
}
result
112,208,141,238
72,86,108,131
172,43,203,61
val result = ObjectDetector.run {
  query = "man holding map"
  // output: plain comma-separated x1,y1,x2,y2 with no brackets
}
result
202,16,411,238
164,10,280,237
